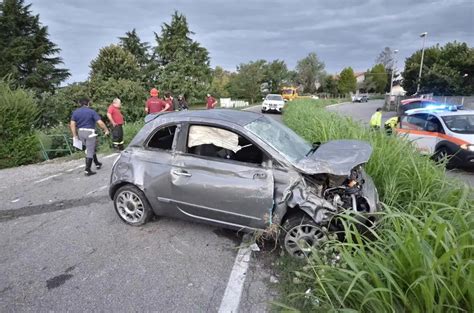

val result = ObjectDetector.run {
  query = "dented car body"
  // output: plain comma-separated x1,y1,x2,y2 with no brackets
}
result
109,110,379,257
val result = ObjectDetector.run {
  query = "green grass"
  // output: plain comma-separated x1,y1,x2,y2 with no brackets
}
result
276,99,474,312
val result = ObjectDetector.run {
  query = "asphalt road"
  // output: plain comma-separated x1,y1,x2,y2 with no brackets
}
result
327,100,474,187
0,151,278,310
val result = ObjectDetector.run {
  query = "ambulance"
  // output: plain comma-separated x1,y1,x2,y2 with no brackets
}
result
396,107,474,168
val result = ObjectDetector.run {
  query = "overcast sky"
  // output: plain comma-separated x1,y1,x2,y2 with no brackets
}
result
32,0,473,83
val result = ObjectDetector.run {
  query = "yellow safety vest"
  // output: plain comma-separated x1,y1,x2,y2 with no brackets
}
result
370,111,382,127
384,116,399,128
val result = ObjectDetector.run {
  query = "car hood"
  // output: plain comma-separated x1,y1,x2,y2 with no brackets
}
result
294,140,373,176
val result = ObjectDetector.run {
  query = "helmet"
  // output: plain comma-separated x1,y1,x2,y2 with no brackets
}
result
150,88,159,97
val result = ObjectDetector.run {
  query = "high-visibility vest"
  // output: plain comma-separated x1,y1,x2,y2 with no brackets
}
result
370,111,382,127
384,116,399,128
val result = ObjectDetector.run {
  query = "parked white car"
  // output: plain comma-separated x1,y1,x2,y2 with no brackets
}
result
262,94,285,113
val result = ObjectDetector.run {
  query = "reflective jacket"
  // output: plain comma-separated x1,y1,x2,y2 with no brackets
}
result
370,111,382,127
384,116,399,128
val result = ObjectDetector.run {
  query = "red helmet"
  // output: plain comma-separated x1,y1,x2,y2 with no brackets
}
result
150,88,159,97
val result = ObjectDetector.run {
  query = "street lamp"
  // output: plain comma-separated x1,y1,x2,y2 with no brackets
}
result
390,49,399,96
416,32,428,94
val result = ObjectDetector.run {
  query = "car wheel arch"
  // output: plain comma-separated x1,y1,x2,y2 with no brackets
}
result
109,181,144,200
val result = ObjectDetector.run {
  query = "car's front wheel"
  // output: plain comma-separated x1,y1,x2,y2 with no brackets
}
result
433,146,454,169
114,185,153,226
280,213,328,259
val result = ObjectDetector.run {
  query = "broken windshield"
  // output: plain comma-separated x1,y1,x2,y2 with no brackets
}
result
245,116,311,164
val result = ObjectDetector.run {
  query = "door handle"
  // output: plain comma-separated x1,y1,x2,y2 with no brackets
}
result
253,172,267,179
172,169,192,177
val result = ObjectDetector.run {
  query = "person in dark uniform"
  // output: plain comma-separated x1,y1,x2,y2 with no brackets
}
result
177,94,189,110
107,98,124,150
70,98,110,176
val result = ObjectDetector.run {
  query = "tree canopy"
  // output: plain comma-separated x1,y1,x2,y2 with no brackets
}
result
338,67,357,94
296,52,325,94
0,0,70,93
403,41,473,95
364,64,388,93
89,44,140,82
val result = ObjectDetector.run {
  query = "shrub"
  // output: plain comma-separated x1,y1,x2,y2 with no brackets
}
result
0,81,41,168
278,100,474,312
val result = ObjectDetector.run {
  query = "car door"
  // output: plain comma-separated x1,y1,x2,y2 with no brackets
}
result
168,124,274,229
139,123,180,215
423,114,443,154
399,113,432,154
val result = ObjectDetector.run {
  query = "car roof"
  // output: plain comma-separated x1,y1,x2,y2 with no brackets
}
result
405,108,474,117
147,109,262,126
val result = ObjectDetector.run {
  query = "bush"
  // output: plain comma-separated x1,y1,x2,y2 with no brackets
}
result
0,81,41,168
278,100,473,312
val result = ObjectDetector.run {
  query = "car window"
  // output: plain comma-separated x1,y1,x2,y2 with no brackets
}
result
441,115,474,134
187,125,264,165
147,125,177,150
425,115,443,133
266,95,283,101
402,113,427,130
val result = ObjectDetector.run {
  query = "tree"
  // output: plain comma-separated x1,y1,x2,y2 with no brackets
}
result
322,75,339,95
154,11,211,101
264,60,288,93
338,67,357,94
119,29,151,68
228,60,266,103
210,66,231,98
296,53,325,94
89,44,140,82
0,0,70,93
403,41,473,95
364,64,388,93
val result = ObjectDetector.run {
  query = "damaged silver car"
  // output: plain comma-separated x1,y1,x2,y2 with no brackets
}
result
109,110,379,258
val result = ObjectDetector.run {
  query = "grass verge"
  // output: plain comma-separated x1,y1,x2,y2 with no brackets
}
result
276,99,474,312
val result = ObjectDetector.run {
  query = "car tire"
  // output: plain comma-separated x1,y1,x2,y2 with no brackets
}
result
261,109,265,113
280,213,328,259
113,184,154,226
433,147,454,169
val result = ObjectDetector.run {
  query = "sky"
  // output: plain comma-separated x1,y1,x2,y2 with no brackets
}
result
31,0,474,84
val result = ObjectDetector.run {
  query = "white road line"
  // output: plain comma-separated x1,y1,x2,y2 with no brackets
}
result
34,173,63,184
11,198,20,203
103,153,119,159
218,236,253,313
86,185,108,195
66,165,85,172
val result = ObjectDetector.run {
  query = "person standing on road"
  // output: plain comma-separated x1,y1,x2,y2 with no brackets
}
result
369,108,383,130
70,98,109,176
145,88,170,114
107,98,125,151
206,93,217,109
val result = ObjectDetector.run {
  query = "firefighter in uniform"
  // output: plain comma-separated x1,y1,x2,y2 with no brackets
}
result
107,98,125,150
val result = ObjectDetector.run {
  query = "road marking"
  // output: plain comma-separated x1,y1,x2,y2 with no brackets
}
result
218,235,252,313
34,173,63,184
66,165,84,172
11,198,20,203
103,153,119,159
86,185,108,195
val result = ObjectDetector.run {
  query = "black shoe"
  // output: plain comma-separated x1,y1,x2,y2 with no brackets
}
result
84,169,96,176
96,162,102,170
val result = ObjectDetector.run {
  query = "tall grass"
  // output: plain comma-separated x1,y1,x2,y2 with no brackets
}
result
278,100,474,312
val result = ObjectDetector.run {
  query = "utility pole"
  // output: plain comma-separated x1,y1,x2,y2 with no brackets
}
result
390,49,399,96
416,32,428,94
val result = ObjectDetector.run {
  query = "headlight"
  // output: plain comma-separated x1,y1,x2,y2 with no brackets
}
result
460,144,474,151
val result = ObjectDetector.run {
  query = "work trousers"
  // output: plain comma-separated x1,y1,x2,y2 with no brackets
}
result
112,125,124,150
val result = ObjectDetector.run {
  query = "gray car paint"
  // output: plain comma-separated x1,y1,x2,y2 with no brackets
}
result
110,110,378,230
295,140,373,176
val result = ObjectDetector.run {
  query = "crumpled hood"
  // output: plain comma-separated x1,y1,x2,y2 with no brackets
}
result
295,140,372,176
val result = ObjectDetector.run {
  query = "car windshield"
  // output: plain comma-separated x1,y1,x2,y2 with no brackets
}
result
266,95,283,101
442,114,474,134
244,116,311,164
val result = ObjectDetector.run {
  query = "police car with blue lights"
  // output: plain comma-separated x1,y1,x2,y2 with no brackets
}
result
396,104,474,168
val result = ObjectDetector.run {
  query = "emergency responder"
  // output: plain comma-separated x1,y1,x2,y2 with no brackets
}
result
70,98,109,176
369,108,383,130
384,116,400,135
178,94,189,110
107,98,124,150
206,93,217,109
145,88,170,114
164,91,175,111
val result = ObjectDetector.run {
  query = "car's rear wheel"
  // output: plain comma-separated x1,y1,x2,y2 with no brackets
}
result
280,213,328,259
114,185,153,226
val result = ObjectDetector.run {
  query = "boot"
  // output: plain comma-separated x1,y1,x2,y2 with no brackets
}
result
93,154,102,169
84,158,96,176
